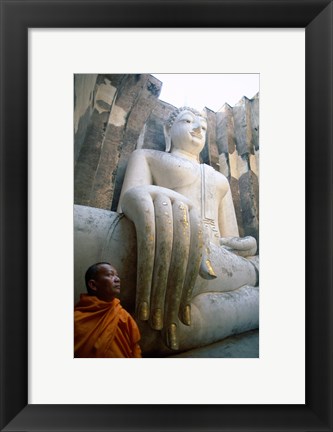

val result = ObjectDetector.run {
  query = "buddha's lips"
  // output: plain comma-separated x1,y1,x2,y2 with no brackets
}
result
191,132,202,139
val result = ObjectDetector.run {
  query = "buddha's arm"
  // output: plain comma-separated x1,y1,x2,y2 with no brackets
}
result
117,150,153,213
120,184,205,350
218,187,239,237
118,151,206,350
218,186,257,257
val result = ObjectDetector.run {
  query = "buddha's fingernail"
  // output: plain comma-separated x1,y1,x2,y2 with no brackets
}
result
199,258,217,280
167,323,179,351
138,301,149,321
151,308,163,330
182,304,191,326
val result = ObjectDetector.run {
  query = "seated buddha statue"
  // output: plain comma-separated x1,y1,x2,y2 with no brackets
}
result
115,106,259,351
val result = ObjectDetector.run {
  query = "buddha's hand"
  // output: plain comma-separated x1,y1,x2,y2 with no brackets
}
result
219,236,257,257
120,185,205,350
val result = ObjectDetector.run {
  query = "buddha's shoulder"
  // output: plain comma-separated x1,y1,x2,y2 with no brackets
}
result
203,163,225,176
131,148,165,159
203,163,229,185
131,148,174,164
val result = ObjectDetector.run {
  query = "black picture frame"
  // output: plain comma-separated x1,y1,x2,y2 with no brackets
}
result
1,1,332,431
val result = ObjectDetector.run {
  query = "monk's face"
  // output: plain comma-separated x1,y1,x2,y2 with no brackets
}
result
170,110,207,155
89,264,121,302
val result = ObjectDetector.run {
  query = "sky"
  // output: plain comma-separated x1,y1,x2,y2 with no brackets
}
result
152,74,259,112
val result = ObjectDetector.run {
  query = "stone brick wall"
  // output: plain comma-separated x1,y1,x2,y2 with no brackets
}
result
217,95,259,242
74,74,259,244
74,74,163,210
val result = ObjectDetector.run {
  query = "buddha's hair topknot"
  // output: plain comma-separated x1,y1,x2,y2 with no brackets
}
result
166,106,206,128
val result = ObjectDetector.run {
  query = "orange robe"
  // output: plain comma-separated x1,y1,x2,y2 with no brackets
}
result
74,294,141,358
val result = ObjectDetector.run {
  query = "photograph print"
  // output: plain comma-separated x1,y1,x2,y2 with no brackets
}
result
73,73,259,358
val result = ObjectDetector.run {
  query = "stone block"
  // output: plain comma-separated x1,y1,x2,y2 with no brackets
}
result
233,96,253,156
250,92,259,151
216,103,236,155
74,74,98,164
204,107,219,170
218,152,230,178
74,109,112,206
238,169,259,243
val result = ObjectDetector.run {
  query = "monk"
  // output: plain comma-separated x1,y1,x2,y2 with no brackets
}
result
74,262,142,358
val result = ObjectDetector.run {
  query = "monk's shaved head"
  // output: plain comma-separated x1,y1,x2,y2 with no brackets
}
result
85,262,114,295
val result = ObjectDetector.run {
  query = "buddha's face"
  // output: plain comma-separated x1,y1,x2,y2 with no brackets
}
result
170,110,207,155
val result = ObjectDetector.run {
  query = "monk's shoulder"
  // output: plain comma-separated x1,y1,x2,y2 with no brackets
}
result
118,306,135,325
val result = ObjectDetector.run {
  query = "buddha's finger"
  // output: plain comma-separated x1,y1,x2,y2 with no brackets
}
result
199,244,218,280
178,208,205,326
149,195,173,330
220,236,257,256
164,201,190,350
121,188,155,321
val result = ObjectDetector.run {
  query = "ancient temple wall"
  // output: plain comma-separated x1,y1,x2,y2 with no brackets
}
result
74,74,98,164
217,94,259,242
74,74,259,242
74,74,163,210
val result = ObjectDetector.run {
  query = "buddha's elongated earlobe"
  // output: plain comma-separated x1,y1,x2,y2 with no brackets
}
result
163,124,172,152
